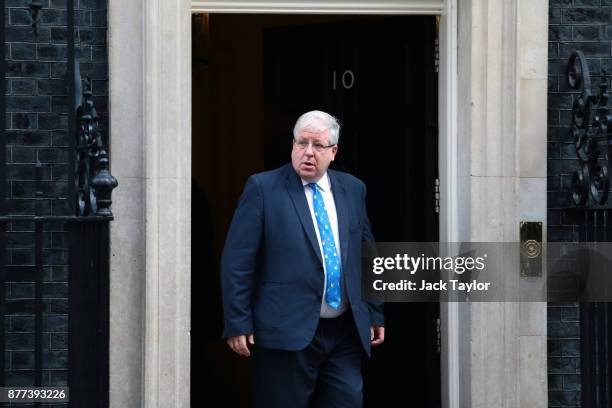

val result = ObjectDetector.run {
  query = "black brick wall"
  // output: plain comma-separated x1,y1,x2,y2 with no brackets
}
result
3,0,107,393
548,2,612,407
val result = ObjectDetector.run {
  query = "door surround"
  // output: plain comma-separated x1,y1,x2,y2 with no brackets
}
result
108,0,549,406
191,0,444,14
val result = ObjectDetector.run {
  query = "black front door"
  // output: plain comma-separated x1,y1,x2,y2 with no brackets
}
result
264,15,441,407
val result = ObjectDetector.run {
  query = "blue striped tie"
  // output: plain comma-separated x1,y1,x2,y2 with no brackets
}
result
309,183,342,309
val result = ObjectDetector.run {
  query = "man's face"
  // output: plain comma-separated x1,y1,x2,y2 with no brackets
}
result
291,128,338,182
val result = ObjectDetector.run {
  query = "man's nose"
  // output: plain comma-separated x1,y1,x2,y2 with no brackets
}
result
304,143,315,155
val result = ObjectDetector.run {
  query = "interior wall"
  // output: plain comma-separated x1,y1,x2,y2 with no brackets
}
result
192,14,376,257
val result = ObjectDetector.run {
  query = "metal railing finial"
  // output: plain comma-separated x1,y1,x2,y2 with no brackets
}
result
75,73,118,217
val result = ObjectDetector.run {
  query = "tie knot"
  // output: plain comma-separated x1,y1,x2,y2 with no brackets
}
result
308,183,318,192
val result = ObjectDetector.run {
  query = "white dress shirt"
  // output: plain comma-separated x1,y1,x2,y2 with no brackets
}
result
301,173,348,318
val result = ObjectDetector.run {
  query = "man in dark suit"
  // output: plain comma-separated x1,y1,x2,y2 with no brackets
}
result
221,110,384,407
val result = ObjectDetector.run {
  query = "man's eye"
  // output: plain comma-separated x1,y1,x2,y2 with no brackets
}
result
313,144,324,149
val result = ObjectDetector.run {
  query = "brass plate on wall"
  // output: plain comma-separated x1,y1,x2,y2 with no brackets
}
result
520,221,542,277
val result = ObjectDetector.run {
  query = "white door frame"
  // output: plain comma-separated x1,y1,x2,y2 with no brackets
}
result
189,1,461,407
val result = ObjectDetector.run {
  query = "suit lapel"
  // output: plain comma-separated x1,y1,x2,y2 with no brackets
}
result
285,168,323,265
328,170,349,271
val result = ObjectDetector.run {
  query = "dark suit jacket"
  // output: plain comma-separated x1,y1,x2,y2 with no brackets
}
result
221,163,384,356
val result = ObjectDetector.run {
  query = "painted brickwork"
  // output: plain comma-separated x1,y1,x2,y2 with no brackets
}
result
3,0,107,391
548,1,612,407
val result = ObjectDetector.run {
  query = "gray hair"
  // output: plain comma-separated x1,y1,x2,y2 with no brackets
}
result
293,110,341,145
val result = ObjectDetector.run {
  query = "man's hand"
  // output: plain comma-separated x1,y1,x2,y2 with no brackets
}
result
227,334,255,357
370,325,385,346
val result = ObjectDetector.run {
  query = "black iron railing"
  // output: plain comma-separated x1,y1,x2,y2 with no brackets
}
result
556,51,612,408
0,182,113,406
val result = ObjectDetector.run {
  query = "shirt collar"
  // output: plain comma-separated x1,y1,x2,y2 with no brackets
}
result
301,172,331,192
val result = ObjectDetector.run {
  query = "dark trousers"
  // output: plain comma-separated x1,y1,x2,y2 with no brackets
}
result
253,311,365,408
